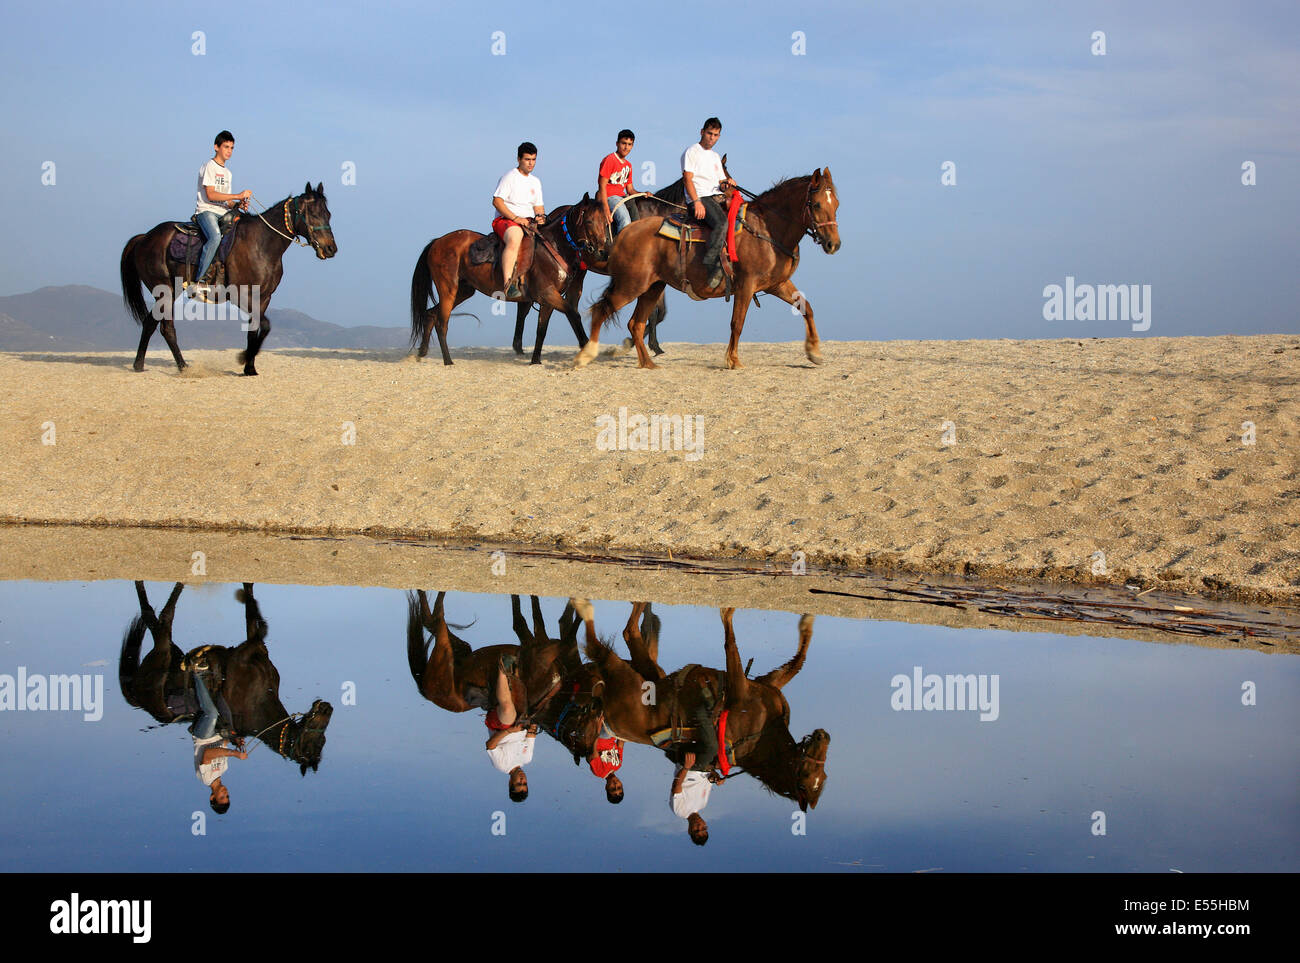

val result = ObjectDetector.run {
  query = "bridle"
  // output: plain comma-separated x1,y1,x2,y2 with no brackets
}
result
251,193,332,254
559,202,610,269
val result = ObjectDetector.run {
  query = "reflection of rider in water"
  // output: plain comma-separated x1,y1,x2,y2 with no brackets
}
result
484,655,535,802
588,719,625,804
670,750,715,846
190,672,246,814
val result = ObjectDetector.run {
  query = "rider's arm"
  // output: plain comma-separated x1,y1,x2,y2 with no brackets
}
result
204,186,251,206
492,197,526,225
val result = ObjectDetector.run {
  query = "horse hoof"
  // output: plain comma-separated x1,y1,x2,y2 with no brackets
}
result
806,350,825,365
639,359,658,370
529,359,542,366
241,368,258,377
574,344,597,368
569,598,594,621
132,363,145,372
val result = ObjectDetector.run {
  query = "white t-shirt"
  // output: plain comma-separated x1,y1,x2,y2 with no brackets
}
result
493,168,544,220
196,159,233,216
681,143,725,199
670,768,712,818
487,729,535,773
193,734,228,786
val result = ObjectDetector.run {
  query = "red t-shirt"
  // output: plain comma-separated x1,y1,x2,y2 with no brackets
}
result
598,153,633,197
588,736,624,778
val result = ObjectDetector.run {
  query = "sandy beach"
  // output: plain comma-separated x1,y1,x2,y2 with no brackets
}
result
1,335,1296,604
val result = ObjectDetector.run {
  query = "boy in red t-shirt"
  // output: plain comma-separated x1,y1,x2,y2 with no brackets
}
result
596,129,645,236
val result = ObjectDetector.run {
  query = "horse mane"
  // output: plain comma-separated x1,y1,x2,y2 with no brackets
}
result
654,178,688,205
754,174,812,203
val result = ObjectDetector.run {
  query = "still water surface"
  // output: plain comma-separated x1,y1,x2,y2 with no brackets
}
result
0,579,1295,872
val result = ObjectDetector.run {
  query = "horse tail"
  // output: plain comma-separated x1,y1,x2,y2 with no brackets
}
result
119,234,152,326
409,240,435,350
405,591,432,685
583,631,618,668
118,615,147,708
590,284,623,331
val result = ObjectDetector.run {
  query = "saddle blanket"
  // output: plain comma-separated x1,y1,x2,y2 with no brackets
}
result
656,202,746,245
168,222,239,266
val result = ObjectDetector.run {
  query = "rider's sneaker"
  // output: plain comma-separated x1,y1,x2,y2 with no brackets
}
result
504,283,524,299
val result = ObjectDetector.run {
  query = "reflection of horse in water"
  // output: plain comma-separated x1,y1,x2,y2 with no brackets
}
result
405,591,604,763
118,582,333,775
580,603,830,812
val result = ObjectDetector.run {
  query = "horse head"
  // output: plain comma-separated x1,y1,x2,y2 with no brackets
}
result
572,191,613,265
550,694,605,765
288,698,334,776
293,182,338,259
793,728,831,812
804,169,840,254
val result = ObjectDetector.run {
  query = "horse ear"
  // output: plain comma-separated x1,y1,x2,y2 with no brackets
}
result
583,191,590,201
304,181,312,195
316,182,324,195
810,169,822,188
821,167,832,181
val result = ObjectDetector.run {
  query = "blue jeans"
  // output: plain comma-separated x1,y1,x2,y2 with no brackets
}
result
194,211,221,284
191,673,220,740
606,196,632,235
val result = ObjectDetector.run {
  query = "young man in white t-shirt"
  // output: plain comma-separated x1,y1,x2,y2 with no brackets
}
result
681,117,738,289
483,653,536,802
491,142,546,299
670,750,713,846
192,130,253,300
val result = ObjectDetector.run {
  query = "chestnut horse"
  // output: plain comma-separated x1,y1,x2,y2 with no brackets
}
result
405,590,572,718
409,195,609,365
119,184,338,375
578,602,830,812
574,169,840,370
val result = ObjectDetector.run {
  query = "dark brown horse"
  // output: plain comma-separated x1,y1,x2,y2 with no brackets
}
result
409,195,609,366
580,603,829,811
120,184,338,375
119,582,334,775
574,169,841,370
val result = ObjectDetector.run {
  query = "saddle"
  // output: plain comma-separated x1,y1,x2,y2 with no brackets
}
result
469,231,535,291
661,198,746,301
168,210,242,285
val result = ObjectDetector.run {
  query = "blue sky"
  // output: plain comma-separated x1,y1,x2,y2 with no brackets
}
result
1,0,1296,343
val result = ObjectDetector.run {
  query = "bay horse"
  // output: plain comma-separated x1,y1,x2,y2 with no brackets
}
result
119,582,334,775
514,178,690,359
405,590,572,719
409,195,609,365
120,183,338,375
579,602,830,812
574,168,841,370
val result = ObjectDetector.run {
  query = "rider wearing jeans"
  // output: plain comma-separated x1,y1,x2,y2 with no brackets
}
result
193,130,252,298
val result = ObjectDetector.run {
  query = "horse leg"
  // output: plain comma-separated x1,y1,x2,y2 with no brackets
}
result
720,607,750,708
157,582,184,644
132,315,160,371
513,302,529,355
240,582,268,645
647,295,667,356
238,306,271,376
434,283,472,367
628,283,666,370
765,278,824,365
623,602,665,681
418,590,467,709
574,276,645,368
723,280,757,370
531,305,552,365
510,594,531,645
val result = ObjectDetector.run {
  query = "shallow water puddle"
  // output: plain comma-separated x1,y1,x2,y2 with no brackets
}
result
0,578,1295,872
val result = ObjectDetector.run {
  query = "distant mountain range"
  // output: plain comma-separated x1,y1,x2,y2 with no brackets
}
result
0,285,410,352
